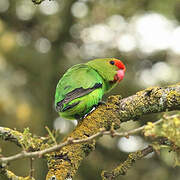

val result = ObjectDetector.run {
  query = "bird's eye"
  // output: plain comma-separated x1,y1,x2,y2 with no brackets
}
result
109,61,115,65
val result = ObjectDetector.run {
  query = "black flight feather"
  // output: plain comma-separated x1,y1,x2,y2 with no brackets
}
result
56,83,102,112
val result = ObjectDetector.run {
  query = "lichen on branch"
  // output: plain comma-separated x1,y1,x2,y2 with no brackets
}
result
101,136,178,180
0,127,23,147
144,114,180,166
101,145,154,180
0,167,34,180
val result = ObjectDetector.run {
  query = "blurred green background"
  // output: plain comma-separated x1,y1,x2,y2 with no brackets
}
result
0,0,180,179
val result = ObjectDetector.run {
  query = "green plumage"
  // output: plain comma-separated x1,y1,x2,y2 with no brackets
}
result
55,58,122,119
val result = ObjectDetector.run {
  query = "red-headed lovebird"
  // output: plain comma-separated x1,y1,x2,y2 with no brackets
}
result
55,58,126,119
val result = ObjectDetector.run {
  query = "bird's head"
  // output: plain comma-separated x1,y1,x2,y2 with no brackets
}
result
108,59,126,82
87,58,126,86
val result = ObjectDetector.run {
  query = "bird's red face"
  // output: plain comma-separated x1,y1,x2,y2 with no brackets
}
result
109,59,126,82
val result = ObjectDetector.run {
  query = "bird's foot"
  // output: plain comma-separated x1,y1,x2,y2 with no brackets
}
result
79,106,96,120
75,101,106,121
82,102,107,119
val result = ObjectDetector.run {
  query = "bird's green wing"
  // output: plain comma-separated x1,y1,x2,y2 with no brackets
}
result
55,64,104,112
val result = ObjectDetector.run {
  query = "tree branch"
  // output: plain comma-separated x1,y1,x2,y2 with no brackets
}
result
46,83,180,180
101,137,177,180
0,127,47,152
0,84,179,179
101,145,154,180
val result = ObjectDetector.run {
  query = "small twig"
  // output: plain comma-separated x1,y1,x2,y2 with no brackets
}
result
105,118,163,137
0,119,164,165
29,158,34,178
0,131,106,164
45,126,57,145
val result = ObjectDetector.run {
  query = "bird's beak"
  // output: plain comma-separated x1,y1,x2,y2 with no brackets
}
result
115,69,125,82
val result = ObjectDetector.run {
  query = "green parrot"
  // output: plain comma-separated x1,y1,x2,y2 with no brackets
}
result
55,58,126,119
